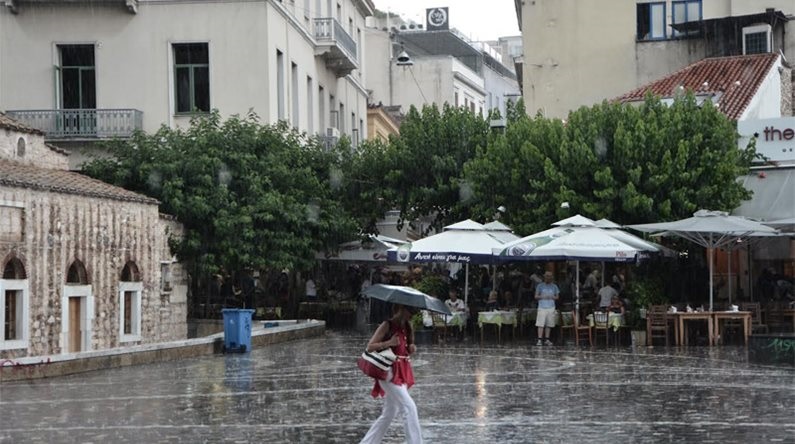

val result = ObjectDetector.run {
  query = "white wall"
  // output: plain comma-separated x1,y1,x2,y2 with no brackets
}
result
739,57,784,121
482,65,520,117
0,0,369,139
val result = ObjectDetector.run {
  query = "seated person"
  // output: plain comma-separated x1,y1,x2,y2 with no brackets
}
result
502,290,513,308
597,283,619,310
485,290,499,311
445,289,467,312
607,295,625,315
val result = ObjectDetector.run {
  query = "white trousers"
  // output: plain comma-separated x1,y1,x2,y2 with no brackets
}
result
360,371,423,444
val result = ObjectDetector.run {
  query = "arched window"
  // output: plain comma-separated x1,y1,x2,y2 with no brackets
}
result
1,256,29,349
66,259,89,284
120,261,141,282
16,137,26,157
119,261,142,342
2,257,26,279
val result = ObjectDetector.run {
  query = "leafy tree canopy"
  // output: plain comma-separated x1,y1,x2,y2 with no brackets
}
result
83,111,356,275
464,94,755,235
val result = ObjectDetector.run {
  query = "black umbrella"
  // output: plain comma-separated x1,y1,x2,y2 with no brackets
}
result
362,284,452,315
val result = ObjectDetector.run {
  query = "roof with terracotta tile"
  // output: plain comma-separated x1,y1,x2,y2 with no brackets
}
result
0,159,159,205
615,53,781,120
0,112,44,135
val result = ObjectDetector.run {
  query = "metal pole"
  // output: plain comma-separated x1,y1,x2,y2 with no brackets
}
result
575,260,580,315
708,239,714,311
465,263,470,305
727,247,732,305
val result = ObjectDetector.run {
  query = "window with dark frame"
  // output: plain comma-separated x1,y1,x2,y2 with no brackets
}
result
173,43,210,113
123,291,133,335
58,44,96,110
637,2,666,41
4,290,18,340
672,0,702,37
744,32,769,54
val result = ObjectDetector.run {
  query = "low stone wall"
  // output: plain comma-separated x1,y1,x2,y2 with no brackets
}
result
187,319,225,338
0,320,324,382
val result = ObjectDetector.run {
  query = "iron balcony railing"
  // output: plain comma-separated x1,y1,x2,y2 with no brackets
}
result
5,109,143,139
314,17,357,61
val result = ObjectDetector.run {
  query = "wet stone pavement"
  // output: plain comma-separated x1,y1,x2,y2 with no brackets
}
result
1,331,794,443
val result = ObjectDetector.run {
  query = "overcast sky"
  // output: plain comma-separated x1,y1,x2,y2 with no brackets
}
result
374,1,521,41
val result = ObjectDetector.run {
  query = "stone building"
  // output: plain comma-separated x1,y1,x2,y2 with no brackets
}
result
0,113,187,359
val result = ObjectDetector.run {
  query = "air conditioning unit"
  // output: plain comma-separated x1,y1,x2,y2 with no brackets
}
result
742,24,772,55
326,127,340,138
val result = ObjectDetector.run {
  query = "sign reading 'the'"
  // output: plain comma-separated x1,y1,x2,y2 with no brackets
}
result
426,7,449,31
738,117,795,164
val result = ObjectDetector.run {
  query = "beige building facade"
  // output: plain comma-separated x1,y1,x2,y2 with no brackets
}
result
0,0,374,167
515,0,795,118
0,114,187,359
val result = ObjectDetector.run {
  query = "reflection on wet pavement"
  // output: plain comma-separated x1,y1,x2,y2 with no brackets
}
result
1,331,793,443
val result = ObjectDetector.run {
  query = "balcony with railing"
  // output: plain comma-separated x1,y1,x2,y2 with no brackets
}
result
5,109,143,141
314,17,358,77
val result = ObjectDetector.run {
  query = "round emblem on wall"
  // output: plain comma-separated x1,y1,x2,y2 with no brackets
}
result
427,8,448,27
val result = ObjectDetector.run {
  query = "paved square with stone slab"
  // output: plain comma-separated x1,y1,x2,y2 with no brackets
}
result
2,331,793,443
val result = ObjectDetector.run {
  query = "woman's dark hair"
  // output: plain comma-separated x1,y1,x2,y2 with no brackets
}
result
390,304,414,345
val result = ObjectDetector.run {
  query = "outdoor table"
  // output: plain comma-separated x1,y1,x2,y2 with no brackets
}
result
587,313,625,331
478,310,517,344
713,311,752,346
671,312,714,346
443,311,468,331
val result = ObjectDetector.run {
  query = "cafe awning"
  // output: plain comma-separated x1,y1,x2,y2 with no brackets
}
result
733,168,795,222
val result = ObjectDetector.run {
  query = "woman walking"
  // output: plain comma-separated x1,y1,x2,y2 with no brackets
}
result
360,304,423,444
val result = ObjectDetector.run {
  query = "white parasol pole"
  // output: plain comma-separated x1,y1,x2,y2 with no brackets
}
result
727,248,732,306
575,260,580,315
465,263,470,305
708,234,714,311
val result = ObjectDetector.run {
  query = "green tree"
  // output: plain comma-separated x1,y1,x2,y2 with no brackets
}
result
464,95,755,234
341,103,490,235
83,111,356,278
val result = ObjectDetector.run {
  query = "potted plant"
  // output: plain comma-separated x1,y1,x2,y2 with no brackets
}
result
625,276,668,346
411,311,434,345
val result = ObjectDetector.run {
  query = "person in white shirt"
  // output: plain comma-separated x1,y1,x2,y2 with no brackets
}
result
445,289,466,312
305,277,317,301
597,283,619,309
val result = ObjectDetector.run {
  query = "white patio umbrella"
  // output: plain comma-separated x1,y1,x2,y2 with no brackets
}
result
628,210,779,311
493,215,655,313
388,219,520,304
764,217,795,232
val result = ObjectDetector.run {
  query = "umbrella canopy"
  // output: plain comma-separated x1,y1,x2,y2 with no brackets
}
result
494,226,644,262
765,217,795,232
494,215,661,313
362,284,452,315
388,219,519,265
387,219,520,304
627,210,778,249
628,210,779,310
316,234,406,262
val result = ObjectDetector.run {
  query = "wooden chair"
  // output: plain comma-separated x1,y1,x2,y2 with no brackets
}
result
431,313,449,343
592,311,610,346
646,310,670,346
741,302,768,334
648,305,668,313
560,311,592,346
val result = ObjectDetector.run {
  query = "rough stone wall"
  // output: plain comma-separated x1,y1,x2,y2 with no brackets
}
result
0,186,186,359
154,216,188,342
0,128,69,170
782,66,794,117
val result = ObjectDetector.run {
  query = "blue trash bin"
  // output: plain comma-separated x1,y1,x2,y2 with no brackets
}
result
221,309,255,353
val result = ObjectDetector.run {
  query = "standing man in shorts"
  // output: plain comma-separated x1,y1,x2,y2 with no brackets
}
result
535,271,560,346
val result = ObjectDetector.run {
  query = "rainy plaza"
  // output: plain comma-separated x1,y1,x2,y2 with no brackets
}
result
2,330,794,443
